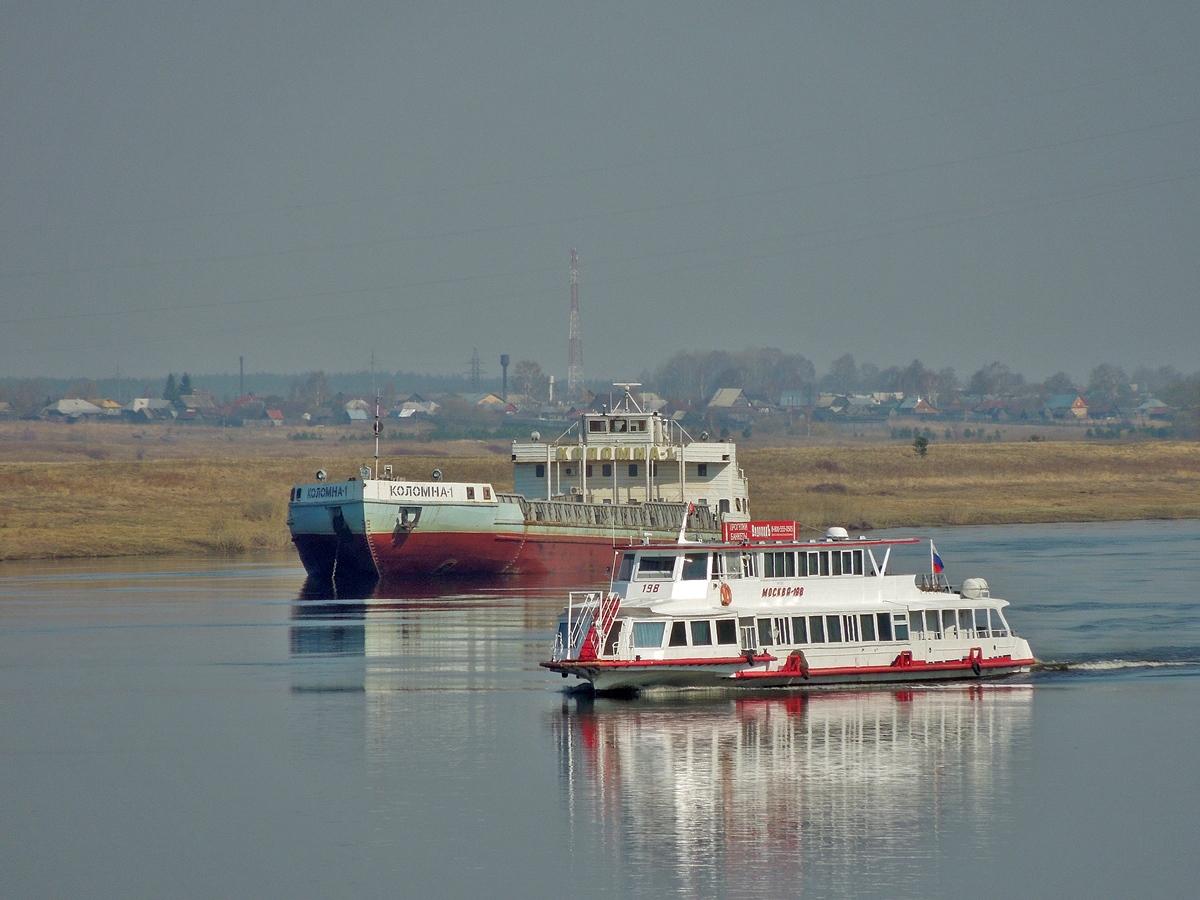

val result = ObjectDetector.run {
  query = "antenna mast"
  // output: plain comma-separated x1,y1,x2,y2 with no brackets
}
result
567,247,583,397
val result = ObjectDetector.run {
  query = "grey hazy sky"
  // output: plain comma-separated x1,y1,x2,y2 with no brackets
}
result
3,2,1198,385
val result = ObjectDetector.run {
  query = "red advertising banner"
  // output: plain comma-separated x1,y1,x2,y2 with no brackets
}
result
722,520,798,543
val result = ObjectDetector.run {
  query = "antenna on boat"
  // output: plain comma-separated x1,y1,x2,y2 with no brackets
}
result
612,382,643,413
371,351,380,479
373,394,381,479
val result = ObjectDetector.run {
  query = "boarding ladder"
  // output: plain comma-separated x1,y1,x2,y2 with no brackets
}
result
555,590,622,661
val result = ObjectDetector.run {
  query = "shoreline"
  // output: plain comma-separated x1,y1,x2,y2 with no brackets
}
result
1,432,1197,562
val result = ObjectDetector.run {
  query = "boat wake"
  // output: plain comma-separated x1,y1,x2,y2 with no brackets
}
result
1034,657,1200,675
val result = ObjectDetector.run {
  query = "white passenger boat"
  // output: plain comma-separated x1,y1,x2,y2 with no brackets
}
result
541,523,1035,693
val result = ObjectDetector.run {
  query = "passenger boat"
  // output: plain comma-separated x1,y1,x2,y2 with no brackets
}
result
287,385,750,582
542,524,1035,692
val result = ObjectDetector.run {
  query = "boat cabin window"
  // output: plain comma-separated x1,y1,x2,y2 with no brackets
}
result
809,616,826,643
756,617,790,646
588,419,607,433
716,619,738,645
697,464,708,477
860,613,876,641
908,607,1003,640
716,552,743,579
632,621,666,648
602,464,612,477
617,553,636,582
825,615,842,642
742,553,758,578
669,622,688,647
628,464,638,477
628,419,647,433
636,556,676,579
876,612,893,641
611,418,627,433
791,616,808,643
763,551,796,578
691,621,712,645
681,553,709,581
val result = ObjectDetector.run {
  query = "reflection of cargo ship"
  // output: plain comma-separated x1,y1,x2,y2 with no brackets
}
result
288,386,750,583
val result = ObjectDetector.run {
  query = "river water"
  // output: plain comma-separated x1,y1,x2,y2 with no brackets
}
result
2,521,1199,898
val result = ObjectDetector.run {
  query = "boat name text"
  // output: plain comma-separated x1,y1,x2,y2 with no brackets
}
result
761,586,805,598
389,484,455,499
305,485,349,499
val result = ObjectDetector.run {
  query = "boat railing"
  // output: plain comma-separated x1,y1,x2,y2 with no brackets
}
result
556,589,623,661
918,573,953,593
514,498,719,532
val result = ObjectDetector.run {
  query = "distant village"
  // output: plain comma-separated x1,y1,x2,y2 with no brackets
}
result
2,362,1184,441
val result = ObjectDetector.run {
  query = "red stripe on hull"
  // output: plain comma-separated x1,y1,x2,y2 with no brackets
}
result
367,530,626,581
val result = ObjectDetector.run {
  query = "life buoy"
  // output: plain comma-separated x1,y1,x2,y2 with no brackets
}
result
719,583,733,606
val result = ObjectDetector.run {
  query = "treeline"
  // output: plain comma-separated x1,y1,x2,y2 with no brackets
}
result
642,350,1195,407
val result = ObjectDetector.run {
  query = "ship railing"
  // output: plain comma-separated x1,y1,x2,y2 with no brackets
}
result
518,498,719,532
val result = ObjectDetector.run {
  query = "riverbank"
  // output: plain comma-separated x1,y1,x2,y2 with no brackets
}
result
0,429,1197,561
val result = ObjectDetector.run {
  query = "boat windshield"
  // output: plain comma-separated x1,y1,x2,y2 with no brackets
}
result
682,553,708,581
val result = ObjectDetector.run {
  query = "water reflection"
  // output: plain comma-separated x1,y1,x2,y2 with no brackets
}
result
288,579,562,695
552,687,1032,895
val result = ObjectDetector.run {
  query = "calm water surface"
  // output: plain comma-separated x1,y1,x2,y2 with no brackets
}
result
2,521,1199,898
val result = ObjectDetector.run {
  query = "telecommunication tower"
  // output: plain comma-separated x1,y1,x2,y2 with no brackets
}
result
567,248,583,396
469,348,481,393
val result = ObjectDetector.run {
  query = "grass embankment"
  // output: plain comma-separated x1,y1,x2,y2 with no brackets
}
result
0,437,1196,561
745,441,1200,529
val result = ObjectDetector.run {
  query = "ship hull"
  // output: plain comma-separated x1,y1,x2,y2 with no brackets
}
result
289,480,715,583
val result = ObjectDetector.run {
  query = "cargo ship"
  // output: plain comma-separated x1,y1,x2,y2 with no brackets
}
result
288,386,751,583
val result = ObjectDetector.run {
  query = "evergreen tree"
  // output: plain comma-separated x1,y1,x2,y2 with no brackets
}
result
179,373,193,397
163,373,179,402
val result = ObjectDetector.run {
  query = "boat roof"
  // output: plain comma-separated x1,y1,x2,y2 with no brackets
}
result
624,535,922,553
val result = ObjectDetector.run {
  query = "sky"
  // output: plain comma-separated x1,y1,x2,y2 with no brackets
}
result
2,2,1198,387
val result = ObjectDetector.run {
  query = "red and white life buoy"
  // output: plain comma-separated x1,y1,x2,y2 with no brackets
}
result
719,583,733,606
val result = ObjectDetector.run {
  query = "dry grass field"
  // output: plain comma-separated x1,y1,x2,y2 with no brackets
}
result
0,420,1197,561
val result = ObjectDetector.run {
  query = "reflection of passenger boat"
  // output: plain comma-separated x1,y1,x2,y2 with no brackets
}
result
551,687,1032,893
287,385,750,583
542,526,1035,692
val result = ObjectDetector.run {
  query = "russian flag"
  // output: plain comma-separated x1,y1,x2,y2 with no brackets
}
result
931,543,945,574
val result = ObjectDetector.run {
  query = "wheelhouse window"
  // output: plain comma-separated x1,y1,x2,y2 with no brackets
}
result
616,553,635,582
628,419,647,433
681,553,709,581
632,621,666,648
636,556,675,579
588,419,608,433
